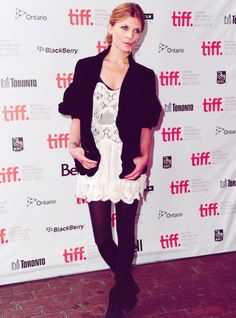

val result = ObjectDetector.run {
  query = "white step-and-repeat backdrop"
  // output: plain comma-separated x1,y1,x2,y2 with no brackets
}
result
0,0,236,285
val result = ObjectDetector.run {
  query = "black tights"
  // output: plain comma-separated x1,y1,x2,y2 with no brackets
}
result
88,199,138,290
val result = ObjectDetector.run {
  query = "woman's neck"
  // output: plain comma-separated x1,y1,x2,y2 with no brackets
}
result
105,45,130,65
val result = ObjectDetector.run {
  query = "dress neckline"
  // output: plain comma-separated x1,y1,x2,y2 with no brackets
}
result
99,77,121,91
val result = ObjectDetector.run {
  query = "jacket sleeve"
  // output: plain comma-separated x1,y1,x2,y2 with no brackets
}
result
141,69,162,128
58,59,84,118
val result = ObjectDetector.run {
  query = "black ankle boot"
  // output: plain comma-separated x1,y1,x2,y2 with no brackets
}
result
104,287,124,318
123,275,139,311
123,288,138,311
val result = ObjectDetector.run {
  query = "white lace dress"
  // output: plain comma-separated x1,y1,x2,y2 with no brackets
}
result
76,81,146,204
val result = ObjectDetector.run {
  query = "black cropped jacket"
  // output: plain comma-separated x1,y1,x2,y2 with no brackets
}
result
58,46,161,178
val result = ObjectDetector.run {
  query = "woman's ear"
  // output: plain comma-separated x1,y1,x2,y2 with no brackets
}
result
108,23,113,34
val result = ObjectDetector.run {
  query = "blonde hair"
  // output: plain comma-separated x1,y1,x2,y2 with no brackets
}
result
106,3,145,45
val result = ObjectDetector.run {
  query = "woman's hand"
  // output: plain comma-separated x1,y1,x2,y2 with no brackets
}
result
124,155,148,180
69,147,98,170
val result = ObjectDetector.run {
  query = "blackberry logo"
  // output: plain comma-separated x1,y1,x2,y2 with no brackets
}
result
12,137,24,152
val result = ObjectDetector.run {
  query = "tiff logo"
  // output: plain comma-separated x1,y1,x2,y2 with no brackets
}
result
172,11,193,27
170,180,190,194
68,9,93,26
159,71,181,86
199,203,219,217
63,247,86,263
56,73,73,89
161,127,183,142
0,228,8,244
77,198,87,205
203,98,223,112
160,234,181,249
191,152,211,166
111,212,116,228
0,167,21,183
201,41,223,56
1,105,29,121
47,133,70,149
96,41,108,54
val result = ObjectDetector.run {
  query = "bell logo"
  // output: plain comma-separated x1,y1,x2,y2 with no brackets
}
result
203,98,223,112
0,228,8,244
191,152,211,166
172,11,193,27
68,9,93,26
47,133,70,149
201,41,223,56
160,234,181,249
0,167,21,183
2,105,29,121
96,41,108,54
61,164,77,176
159,71,181,86
199,203,219,217
63,246,86,263
56,73,73,89
161,127,183,142
170,180,190,194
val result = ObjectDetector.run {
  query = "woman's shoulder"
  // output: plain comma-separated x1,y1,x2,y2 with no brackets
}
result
75,54,97,69
134,61,156,82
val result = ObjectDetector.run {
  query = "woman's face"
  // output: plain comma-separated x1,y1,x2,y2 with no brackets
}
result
109,16,142,53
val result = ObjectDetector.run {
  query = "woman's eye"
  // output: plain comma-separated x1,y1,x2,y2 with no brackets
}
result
134,29,141,34
121,25,128,30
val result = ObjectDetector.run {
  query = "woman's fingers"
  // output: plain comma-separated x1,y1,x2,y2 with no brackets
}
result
70,147,98,170
124,167,141,180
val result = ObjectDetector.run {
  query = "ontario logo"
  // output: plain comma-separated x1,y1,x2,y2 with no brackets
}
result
26,197,56,207
215,126,236,135
158,43,184,54
15,8,47,21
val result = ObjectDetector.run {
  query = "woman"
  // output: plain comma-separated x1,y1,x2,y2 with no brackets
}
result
59,3,161,318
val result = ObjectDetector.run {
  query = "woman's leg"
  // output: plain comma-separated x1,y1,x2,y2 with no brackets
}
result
88,200,117,272
114,199,139,291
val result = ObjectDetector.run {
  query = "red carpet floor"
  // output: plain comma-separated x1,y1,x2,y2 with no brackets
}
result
1,252,236,318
